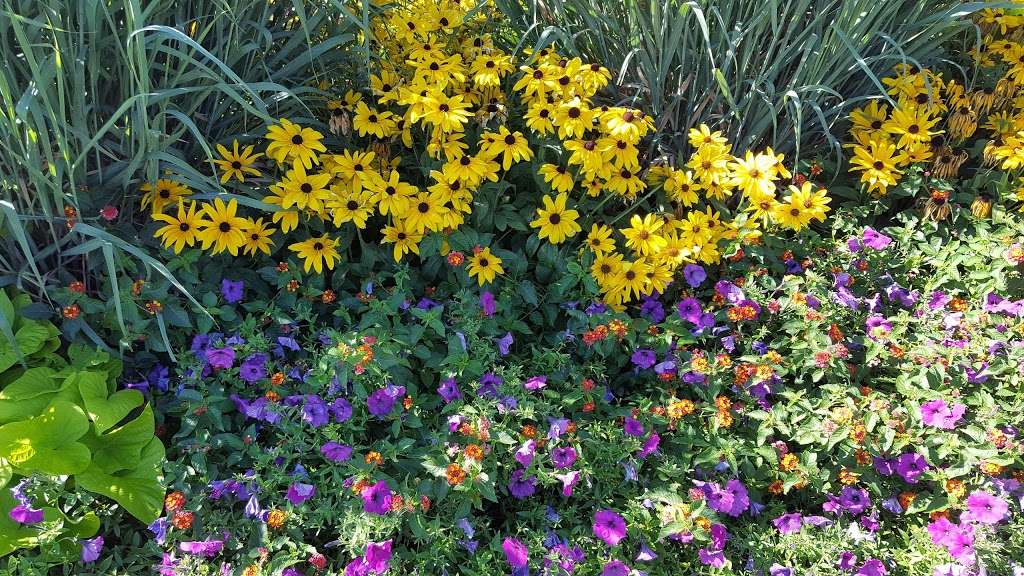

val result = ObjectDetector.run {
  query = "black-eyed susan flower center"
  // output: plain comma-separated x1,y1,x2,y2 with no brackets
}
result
600,264,611,274
873,161,884,170
871,120,883,129
479,258,489,267
908,124,920,134
621,169,632,179
568,107,581,119
291,134,303,145
179,223,190,231
219,222,231,232
301,183,313,193
533,70,543,79
418,202,430,213
539,109,550,118
313,242,324,251
504,134,517,145
386,186,396,195
159,189,171,198
347,200,359,210
549,213,561,224
368,114,378,122
429,62,440,71
439,103,450,112
397,232,407,240
622,111,635,122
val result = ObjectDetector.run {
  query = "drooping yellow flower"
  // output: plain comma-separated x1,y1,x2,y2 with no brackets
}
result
530,192,581,244
289,234,341,274
140,179,192,214
240,218,275,256
621,214,667,256
196,198,248,256
265,119,326,169
466,247,504,285
381,221,423,262
214,140,263,183
152,200,201,253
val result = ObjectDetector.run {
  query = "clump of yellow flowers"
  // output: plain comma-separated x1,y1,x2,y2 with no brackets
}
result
141,0,831,308
847,2,1024,201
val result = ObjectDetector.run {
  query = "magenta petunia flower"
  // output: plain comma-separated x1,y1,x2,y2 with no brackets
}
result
508,469,537,500
502,537,528,568
362,481,392,515
683,264,706,288
8,505,44,524
514,440,536,467
523,375,547,391
698,548,727,567
862,227,892,250
677,297,703,323
437,377,461,404
179,540,224,557
920,399,967,429
480,291,496,316
593,509,627,546
894,452,929,484
964,491,1008,524
602,560,630,576
364,539,392,573
554,470,581,497
857,559,887,576
623,417,645,437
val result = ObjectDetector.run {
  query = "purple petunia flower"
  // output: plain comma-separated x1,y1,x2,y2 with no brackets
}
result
321,442,353,462
80,536,103,563
623,417,645,437
554,470,581,497
551,446,577,468
477,372,503,398
502,537,529,568
865,315,893,340
683,264,707,288
964,491,1008,524
239,353,268,383
640,297,666,322
9,505,43,524
635,541,658,562
698,548,727,567
524,375,547,391
593,509,627,546
497,332,514,356
286,483,315,506
364,540,392,573
367,386,404,418
857,559,887,576
149,518,168,545
631,348,657,369
302,395,329,427
205,347,235,369
508,469,537,500
677,297,703,323
895,452,929,484
773,512,802,534
331,397,353,422
838,551,858,571
638,432,660,459
770,564,793,576
862,227,892,250
839,486,872,515
437,377,461,404
480,291,496,316
602,560,630,576
221,279,244,303
515,440,536,467
362,481,392,515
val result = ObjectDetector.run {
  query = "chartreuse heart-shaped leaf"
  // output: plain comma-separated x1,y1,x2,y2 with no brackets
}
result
0,401,91,475
80,404,155,474
76,435,165,524
76,370,144,434
0,367,62,424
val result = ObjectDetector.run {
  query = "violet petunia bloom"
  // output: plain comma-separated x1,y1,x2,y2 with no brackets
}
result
331,398,353,422
895,452,929,484
551,446,577,468
623,417,645,437
631,348,657,369
286,482,315,506
362,481,392,515
862,227,892,250
964,491,1008,524
502,537,529,568
437,377,461,404
635,541,658,562
857,559,888,576
515,440,536,467
698,548,727,568
149,518,168,545
554,470,581,497
592,509,627,546
770,565,793,576
839,486,872,515
205,347,235,369
80,536,103,563
637,432,660,459
683,264,707,288
221,279,244,303
302,395,329,427
865,315,893,340
239,353,268,383
602,560,630,576
773,512,802,534
838,551,858,571
480,291,496,316
367,386,404,418
508,469,537,499
497,332,514,356
677,297,703,323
